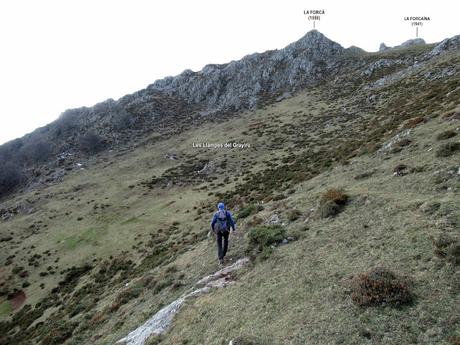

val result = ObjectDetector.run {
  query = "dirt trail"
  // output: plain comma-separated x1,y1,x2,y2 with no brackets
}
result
117,257,250,345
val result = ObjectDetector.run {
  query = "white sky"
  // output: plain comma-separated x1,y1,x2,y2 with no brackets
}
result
0,0,458,145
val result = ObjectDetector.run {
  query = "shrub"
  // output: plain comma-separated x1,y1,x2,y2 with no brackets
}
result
145,334,165,345
317,201,341,218
431,234,460,265
113,112,135,131
402,116,425,129
389,138,412,153
436,142,460,157
447,244,460,265
0,163,23,197
246,216,263,228
238,204,256,219
350,267,413,307
320,188,348,205
436,130,457,141
78,132,106,154
55,109,82,136
317,188,348,218
18,139,53,164
272,193,286,201
287,209,302,221
436,129,457,140
354,170,374,180
247,225,286,253
448,336,460,345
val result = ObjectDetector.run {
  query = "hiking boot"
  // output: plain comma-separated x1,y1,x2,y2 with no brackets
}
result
218,258,224,266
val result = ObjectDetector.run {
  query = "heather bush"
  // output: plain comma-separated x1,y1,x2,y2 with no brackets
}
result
350,267,412,307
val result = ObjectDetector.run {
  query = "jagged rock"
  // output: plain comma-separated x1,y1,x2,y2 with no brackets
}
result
150,30,345,113
361,59,403,77
267,214,280,224
428,35,460,57
378,129,412,154
379,43,389,51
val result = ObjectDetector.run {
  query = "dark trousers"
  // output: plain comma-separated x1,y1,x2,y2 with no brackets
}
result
216,230,229,259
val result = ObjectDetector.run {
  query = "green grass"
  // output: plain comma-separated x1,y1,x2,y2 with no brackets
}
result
0,300,12,316
56,227,107,250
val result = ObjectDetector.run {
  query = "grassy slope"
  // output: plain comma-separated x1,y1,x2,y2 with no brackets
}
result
167,117,460,345
0,46,459,345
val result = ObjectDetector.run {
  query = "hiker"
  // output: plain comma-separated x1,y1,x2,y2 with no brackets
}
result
210,202,236,265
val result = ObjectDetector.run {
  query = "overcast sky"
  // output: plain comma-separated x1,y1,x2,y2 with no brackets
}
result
0,0,458,145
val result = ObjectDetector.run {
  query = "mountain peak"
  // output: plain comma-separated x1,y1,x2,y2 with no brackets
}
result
286,30,344,51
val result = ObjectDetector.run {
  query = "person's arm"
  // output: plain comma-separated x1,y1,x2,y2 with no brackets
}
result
210,213,217,232
227,211,236,231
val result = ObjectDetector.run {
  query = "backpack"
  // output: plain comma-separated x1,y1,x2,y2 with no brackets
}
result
214,210,229,233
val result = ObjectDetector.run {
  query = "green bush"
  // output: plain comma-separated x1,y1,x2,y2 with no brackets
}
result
238,204,256,219
247,225,286,252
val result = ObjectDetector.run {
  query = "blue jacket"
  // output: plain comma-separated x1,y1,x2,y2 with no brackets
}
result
211,210,236,231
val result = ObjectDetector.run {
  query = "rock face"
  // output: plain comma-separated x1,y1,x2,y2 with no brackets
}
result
428,34,460,57
149,30,345,114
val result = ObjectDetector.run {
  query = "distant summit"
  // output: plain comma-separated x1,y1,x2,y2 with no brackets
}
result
379,38,426,51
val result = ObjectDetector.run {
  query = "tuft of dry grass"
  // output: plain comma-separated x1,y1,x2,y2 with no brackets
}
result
320,188,348,206
317,188,348,218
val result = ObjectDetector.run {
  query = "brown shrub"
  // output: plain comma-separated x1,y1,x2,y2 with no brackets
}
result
317,188,348,219
320,188,348,206
247,216,263,228
448,336,460,345
350,267,413,307
402,116,426,129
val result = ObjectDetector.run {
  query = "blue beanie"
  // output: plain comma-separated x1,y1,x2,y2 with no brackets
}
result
217,202,224,210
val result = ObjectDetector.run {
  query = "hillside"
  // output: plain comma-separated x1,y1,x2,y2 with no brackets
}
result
0,31,459,345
